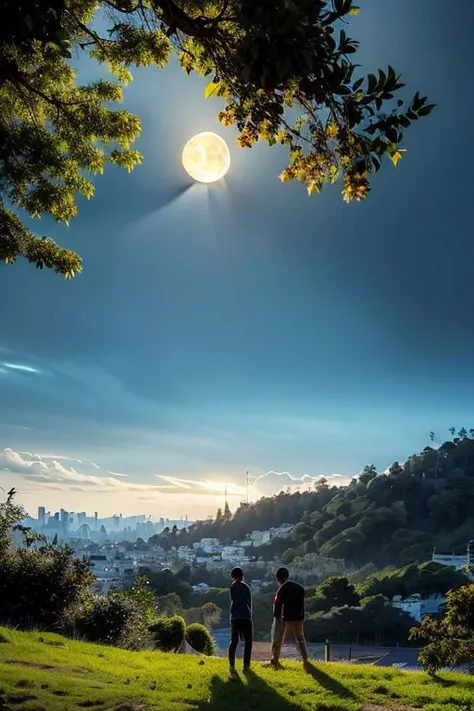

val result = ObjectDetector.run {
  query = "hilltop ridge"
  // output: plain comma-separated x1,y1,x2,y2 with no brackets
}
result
178,429,474,570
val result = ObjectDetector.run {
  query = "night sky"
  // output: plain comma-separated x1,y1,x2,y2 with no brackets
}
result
1,0,473,518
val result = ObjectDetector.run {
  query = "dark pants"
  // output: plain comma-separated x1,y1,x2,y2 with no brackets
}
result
228,619,253,669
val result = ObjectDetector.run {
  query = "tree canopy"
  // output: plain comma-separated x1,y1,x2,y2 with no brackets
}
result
1,0,433,276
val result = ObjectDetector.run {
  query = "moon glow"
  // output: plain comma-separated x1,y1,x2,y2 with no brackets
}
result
182,132,230,183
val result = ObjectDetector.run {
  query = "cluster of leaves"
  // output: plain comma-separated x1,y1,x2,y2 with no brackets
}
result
0,0,163,276
1,0,432,276
193,0,434,202
410,584,474,675
184,427,474,571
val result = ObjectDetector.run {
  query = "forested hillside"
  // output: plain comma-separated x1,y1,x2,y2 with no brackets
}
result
176,428,474,568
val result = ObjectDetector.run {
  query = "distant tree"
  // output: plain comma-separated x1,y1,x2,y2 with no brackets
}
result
281,548,296,565
0,488,24,553
148,567,192,606
1,0,433,277
200,601,221,628
306,597,413,646
359,464,378,485
312,575,360,612
156,592,183,617
125,574,157,624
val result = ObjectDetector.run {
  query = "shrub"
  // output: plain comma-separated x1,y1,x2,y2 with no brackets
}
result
185,622,216,656
149,615,186,652
0,545,93,630
69,593,148,649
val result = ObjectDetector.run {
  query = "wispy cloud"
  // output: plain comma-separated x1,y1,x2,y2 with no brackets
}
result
1,362,43,375
0,448,171,494
0,423,30,430
252,470,353,495
155,474,246,496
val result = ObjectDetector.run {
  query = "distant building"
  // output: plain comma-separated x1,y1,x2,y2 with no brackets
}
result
431,552,468,571
392,594,446,622
221,546,245,560
192,582,210,594
37,506,46,528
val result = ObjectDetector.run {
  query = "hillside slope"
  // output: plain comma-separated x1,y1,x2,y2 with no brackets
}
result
1,628,474,711
179,431,474,569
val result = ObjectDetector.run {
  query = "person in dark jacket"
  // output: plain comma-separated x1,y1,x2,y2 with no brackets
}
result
228,566,253,672
270,566,308,666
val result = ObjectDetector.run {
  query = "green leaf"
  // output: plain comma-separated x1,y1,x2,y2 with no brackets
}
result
204,81,219,99
377,69,387,89
367,73,377,93
371,155,381,172
417,104,436,117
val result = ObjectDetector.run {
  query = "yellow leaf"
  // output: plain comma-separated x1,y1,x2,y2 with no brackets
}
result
389,148,406,167
349,6,360,15
307,183,320,196
204,82,219,100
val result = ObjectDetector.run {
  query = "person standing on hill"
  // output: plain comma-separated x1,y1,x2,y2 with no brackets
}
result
270,566,308,667
228,566,253,673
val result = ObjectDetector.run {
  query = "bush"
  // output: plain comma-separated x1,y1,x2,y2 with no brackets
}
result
149,615,186,652
69,593,148,649
0,545,93,630
185,622,216,656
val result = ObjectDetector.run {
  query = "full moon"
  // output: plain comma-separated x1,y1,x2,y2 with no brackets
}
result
182,132,230,183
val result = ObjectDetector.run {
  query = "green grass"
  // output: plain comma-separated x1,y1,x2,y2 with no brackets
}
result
1,628,474,711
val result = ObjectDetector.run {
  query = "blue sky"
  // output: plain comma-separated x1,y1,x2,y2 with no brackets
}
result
1,0,474,518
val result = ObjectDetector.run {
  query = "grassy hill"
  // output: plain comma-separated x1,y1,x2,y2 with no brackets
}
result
1,628,474,711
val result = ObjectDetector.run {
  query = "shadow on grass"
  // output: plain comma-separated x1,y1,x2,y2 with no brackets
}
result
302,661,357,700
431,675,456,687
198,665,356,711
198,671,302,711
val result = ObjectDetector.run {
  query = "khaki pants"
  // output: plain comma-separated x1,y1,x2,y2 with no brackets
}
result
271,618,308,663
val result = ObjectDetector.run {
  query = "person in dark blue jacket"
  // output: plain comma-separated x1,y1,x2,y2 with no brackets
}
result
228,566,253,672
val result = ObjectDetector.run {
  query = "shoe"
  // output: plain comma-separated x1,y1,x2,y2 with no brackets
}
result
265,659,281,669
